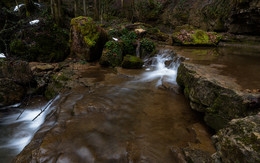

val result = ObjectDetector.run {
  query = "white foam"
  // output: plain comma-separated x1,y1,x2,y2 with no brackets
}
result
29,19,40,25
140,52,180,86
0,53,6,58
14,4,25,12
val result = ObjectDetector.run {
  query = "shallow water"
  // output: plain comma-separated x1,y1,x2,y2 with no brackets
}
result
1,50,216,162
173,46,260,90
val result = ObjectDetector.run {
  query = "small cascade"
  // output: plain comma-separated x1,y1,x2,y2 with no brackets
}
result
141,49,182,86
0,95,60,161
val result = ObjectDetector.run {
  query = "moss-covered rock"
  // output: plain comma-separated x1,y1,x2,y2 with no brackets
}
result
177,62,260,131
212,113,260,162
99,40,123,67
70,16,108,61
172,27,222,46
121,55,143,69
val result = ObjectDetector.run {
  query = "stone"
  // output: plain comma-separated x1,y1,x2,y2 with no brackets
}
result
172,28,222,46
0,78,25,106
121,55,144,69
177,62,260,131
70,16,108,61
212,113,260,162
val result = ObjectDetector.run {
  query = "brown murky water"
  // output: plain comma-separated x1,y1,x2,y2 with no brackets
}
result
173,46,260,90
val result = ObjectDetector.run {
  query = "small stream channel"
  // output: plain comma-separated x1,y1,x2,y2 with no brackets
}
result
0,46,259,162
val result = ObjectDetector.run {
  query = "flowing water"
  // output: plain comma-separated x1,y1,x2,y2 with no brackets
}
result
0,48,221,162
0,96,59,162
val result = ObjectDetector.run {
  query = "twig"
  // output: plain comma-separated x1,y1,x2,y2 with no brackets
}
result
32,95,57,121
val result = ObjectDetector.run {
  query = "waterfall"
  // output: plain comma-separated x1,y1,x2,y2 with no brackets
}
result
141,49,181,86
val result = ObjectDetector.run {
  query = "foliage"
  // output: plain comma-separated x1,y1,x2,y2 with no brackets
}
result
100,40,123,67
140,38,155,52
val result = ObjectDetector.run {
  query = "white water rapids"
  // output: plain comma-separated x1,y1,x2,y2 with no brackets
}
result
0,96,59,162
141,49,181,86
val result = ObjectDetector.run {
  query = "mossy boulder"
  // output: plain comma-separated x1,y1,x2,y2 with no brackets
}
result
172,27,222,46
70,16,108,61
99,40,123,67
121,55,144,69
212,113,260,162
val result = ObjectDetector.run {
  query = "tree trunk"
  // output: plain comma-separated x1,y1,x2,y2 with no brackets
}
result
24,0,35,16
50,0,54,15
53,0,62,25
83,0,86,16
74,0,78,17
94,0,99,20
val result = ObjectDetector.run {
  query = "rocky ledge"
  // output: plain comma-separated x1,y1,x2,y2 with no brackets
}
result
177,62,260,131
212,112,260,162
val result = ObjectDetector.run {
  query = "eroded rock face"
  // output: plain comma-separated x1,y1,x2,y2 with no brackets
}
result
0,61,33,106
177,62,260,131
212,113,260,162
70,16,108,61
161,0,260,35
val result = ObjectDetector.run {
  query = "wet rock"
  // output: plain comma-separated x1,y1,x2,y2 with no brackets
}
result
172,26,222,46
121,55,144,69
0,78,25,106
182,148,213,163
0,60,34,106
212,113,260,162
177,62,260,131
160,77,180,94
70,16,108,61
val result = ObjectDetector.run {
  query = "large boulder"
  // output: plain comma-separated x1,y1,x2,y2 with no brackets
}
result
172,26,221,46
212,113,260,162
177,62,260,131
70,16,108,61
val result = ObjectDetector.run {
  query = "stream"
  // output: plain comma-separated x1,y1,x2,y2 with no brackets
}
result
1,45,259,162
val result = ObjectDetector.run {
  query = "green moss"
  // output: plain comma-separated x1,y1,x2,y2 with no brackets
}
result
121,55,144,69
70,16,100,47
140,38,155,52
191,30,210,44
44,87,57,100
100,41,123,67
172,29,222,46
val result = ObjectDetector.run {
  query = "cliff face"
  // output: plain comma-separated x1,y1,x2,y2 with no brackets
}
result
160,0,260,35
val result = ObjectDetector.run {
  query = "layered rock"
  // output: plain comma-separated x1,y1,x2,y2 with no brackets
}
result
212,113,260,162
177,62,260,131
70,16,108,61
